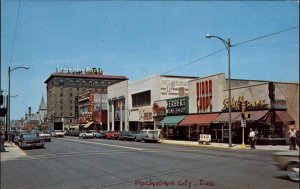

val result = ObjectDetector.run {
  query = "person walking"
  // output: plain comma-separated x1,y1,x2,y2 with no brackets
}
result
288,127,297,150
249,128,256,149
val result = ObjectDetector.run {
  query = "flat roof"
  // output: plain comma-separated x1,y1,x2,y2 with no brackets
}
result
44,73,128,83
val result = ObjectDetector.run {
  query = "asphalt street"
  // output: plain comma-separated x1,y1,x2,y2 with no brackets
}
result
1,136,298,189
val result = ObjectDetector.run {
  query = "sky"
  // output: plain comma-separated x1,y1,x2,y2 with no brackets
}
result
1,0,299,120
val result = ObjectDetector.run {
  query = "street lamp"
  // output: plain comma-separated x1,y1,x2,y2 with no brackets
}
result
7,66,29,133
206,34,233,147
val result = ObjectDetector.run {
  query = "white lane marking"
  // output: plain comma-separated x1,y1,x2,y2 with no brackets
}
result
61,137,144,151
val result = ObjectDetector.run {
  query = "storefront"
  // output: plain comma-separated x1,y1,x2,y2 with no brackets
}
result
178,113,220,141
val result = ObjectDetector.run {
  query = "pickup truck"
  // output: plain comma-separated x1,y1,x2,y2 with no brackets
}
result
134,129,159,142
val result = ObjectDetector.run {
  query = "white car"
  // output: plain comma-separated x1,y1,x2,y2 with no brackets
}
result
79,132,94,139
38,132,51,142
273,151,299,181
51,131,65,137
134,129,159,142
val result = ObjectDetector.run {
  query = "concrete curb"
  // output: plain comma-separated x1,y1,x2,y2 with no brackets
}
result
160,140,291,151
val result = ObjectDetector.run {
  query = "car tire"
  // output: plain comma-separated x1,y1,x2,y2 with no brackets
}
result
287,162,299,181
124,138,127,141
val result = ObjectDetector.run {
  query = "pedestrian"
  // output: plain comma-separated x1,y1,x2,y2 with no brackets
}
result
254,128,259,145
288,127,297,150
249,128,256,149
159,130,164,143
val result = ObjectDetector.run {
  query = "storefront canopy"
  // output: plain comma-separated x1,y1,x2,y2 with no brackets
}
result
179,113,220,127
235,110,269,122
212,110,295,125
260,110,295,125
160,115,186,126
84,121,94,128
212,112,241,123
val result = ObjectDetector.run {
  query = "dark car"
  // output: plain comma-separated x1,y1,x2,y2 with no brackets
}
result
105,131,119,140
118,131,137,141
18,133,45,150
93,132,106,139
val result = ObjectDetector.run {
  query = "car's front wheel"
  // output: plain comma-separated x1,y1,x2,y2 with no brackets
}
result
287,162,299,181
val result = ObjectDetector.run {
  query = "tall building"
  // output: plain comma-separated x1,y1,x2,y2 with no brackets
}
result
44,67,128,130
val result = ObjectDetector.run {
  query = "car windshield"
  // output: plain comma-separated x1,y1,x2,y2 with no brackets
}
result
148,131,158,135
22,133,38,139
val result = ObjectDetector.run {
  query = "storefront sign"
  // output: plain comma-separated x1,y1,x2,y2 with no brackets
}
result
199,134,211,142
222,96,268,111
139,107,153,122
167,96,189,115
196,80,213,113
160,79,189,96
152,103,166,116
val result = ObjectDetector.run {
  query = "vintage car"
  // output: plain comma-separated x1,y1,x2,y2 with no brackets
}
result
18,133,45,150
51,130,65,137
105,131,119,140
92,132,106,139
38,132,51,142
79,131,94,139
134,129,159,142
273,151,299,181
118,131,137,141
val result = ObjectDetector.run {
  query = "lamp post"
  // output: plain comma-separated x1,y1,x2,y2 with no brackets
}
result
206,34,233,147
7,66,29,132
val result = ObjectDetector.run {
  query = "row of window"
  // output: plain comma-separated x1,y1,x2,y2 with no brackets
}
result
57,79,115,86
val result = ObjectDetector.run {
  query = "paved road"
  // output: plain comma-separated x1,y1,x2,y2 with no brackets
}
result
1,136,298,189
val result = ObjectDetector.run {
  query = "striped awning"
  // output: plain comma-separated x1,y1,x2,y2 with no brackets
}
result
84,121,94,128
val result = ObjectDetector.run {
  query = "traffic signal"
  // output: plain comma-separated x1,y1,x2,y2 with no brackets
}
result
0,108,7,117
0,95,3,106
241,112,250,119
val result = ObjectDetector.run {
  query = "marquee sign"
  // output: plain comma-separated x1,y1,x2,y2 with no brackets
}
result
167,96,189,115
56,66,103,75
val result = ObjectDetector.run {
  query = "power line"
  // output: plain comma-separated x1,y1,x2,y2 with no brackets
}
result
163,48,226,74
233,26,299,47
104,26,300,92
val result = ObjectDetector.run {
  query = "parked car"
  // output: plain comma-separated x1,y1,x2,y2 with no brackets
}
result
38,132,51,142
134,129,159,142
79,131,94,139
93,132,106,139
273,151,299,181
118,131,137,141
18,133,45,150
105,131,119,140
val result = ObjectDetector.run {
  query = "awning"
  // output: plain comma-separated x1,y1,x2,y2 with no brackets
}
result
235,110,269,122
179,113,220,126
84,121,94,128
160,115,186,126
260,110,295,125
212,112,241,123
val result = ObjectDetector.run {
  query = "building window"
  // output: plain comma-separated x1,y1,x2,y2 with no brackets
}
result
89,80,93,85
132,90,151,108
95,81,98,85
59,79,64,85
70,93,73,97
70,99,73,104
76,80,80,84
60,92,63,97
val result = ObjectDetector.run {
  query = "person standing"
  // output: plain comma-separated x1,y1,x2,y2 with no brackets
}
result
288,127,297,150
249,128,256,149
254,128,259,145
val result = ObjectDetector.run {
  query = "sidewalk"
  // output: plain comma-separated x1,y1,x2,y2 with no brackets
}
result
0,142,26,162
161,139,294,151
